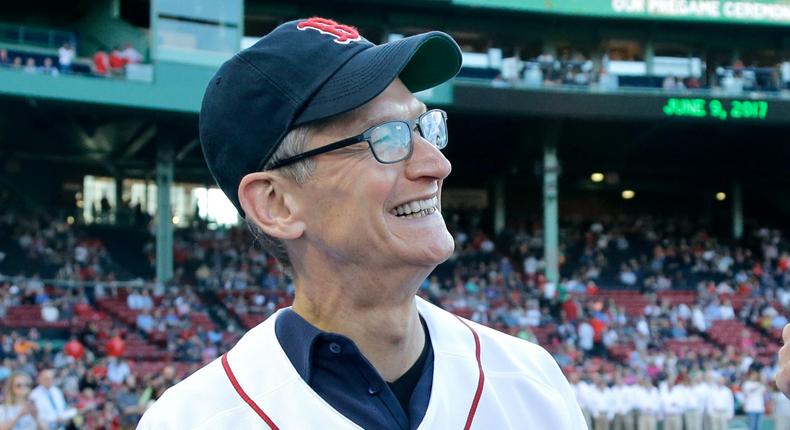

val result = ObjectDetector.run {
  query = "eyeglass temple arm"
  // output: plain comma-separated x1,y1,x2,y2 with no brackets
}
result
267,134,366,170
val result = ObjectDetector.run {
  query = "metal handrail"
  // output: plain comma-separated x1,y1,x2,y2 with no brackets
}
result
0,274,149,290
0,22,76,49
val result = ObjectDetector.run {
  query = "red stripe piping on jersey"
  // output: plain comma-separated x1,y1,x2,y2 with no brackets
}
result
454,316,485,430
221,352,280,430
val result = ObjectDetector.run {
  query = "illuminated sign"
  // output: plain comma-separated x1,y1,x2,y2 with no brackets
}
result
661,98,769,120
453,0,790,26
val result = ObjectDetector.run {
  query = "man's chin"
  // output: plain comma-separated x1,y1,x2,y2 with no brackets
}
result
404,234,455,267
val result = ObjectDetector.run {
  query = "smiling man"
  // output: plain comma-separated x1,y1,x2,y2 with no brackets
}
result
137,17,586,429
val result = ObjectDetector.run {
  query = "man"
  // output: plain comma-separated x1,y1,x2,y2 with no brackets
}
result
570,370,593,429
588,376,614,430
137,17,585,429
57,43,74,73
29,369,77,429
633,377,660,430
611,373,636,430
705,376,734,430
682,375,705,430
106,356,131,385
660,377,686,430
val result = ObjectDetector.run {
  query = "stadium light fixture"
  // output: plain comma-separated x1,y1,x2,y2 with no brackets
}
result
716,192,726,201
590,173,605,183
621,190,635,200
172,216,180,225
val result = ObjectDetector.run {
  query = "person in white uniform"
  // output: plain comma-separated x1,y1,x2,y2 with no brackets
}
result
588,377,615,430
661,378,686,430
682,375,705,430
570,371,593,429
137,16,586,430
611,374,635,430
634,377,660,430
706,376,734,430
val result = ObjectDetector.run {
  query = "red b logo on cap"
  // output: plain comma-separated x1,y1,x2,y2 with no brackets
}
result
297,17,362,44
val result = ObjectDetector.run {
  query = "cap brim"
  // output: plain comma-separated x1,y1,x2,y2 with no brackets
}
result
293,31,461,126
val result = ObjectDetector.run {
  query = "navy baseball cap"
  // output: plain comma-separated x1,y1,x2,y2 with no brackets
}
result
200,17,462,215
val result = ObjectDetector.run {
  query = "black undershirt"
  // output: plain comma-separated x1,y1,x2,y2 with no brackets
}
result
386,318,431,420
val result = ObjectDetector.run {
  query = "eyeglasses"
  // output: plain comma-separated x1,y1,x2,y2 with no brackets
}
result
268,109,448,170
14,382,30,388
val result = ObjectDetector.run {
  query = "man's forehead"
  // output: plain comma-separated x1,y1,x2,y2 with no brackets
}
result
355,99,427,129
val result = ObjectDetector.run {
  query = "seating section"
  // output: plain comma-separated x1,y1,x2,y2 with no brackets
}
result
0,207,787,426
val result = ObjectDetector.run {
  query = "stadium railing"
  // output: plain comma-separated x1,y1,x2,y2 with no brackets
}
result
0,22,76,50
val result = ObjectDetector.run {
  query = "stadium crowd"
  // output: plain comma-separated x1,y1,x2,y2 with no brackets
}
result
1,40,145,79
0,207,789,429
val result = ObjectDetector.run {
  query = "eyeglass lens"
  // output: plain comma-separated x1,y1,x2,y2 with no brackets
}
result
369,110,447,163
419,110,447,149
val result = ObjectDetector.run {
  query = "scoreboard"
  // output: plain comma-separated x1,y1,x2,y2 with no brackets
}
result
453,0,790,26
662,98,770,121
453,82,790,124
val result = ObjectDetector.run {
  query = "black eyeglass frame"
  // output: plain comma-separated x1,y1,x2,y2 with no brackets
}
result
267,109,448,170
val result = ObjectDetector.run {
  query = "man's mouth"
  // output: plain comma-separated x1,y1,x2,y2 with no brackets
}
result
390,197,439,219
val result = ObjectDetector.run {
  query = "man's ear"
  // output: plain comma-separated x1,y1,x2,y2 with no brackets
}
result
238,172,306,240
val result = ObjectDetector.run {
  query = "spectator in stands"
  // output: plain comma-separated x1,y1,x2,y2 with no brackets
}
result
39,300,59,323
13,333,38,358
686,76,701,89
62,337,84,361
105,333,125,359
136,309,155,333
23,58,36,74
92,50,109,76
108,46,126,76
126,289,143,310
0,371,45,430
11,57,21,69
121,43,143,64
57,43,75,73
38,58,58,77
741,370,766,430
28,369,76,430
106,356,130,385
0,49,8,67
115,375,144,428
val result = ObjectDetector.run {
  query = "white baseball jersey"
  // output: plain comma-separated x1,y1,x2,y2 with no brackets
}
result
137,297,585,429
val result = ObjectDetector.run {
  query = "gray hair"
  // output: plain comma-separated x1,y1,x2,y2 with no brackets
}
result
245,125,317,276
245,106,363,276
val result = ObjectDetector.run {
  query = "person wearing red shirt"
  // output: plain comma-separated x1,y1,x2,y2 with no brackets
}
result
108,47,127,74
63,337,85,360
93,50,109,76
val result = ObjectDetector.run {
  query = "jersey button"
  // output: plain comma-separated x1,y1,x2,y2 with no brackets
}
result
329,342,342,354
368,386,380,395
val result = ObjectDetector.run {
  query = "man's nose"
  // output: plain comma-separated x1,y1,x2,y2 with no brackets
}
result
404,135,451,181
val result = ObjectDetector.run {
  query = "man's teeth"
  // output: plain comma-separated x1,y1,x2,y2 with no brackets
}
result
390,197,439,218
